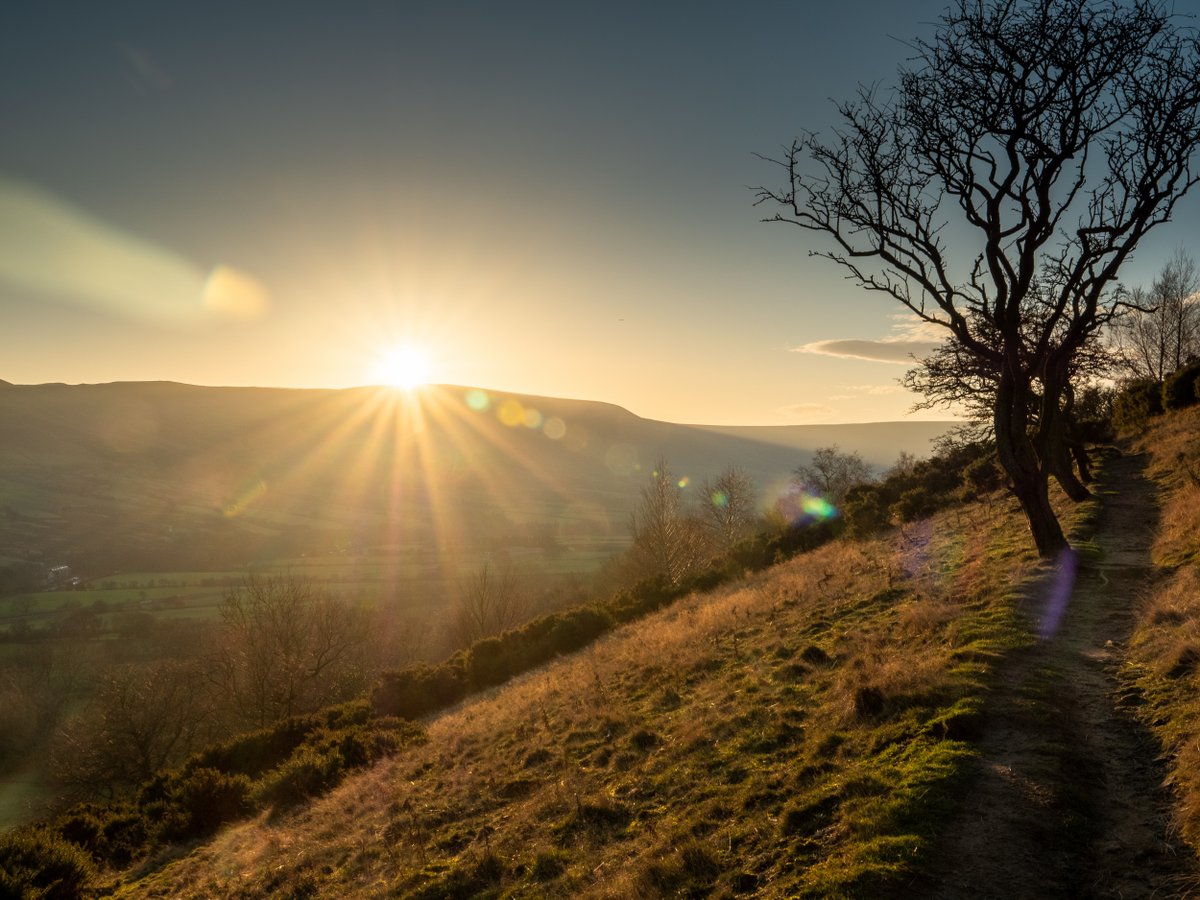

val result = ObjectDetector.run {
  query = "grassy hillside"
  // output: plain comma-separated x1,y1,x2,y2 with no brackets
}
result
1123,406,1200,852
112,486,1040,897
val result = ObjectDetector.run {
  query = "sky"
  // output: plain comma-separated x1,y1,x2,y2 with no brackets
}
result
2,2,1199,425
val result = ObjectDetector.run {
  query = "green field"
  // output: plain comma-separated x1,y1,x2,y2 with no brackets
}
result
0,536,628,633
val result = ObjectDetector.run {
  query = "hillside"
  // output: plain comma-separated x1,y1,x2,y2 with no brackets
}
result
95,414,1200,898
0,380,951,584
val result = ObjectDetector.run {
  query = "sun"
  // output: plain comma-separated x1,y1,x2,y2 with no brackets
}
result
369,343,433,390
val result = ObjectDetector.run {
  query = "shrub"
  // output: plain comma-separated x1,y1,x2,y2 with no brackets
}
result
960,456,1004,500
892,487,936,523
184,716,322,780
910,458,962,496
48,802,151,869
1112,380,1164,431
1163,361,1200,410
465,635,513,690
254,747,345,812
0,828,95,899
546,607,610,655
843,485,891,537
372,662,467,719
157,768,253,841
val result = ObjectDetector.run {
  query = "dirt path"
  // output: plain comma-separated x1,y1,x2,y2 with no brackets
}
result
919,450,1197,898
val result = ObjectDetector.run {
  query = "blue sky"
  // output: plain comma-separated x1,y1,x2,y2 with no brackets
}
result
2,1,1197,424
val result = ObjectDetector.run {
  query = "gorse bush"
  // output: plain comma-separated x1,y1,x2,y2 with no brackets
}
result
0,828,95,899
960,456,1005,501
13,700,425,874
1113,380,1164,431
841,441,997,537
154,768,253,842
373,518,845,719
1163,360,1200,411
54,804,147,869
253,747,344,812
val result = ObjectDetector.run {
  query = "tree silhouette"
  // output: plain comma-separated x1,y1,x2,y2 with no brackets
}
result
794,446,872,505
1112,249,1200,383
758,0,1200,555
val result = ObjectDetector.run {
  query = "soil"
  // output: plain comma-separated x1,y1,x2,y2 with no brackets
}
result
916,449,1198,899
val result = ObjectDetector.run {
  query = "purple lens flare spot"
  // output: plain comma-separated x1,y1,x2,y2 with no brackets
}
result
1039,547,1078,641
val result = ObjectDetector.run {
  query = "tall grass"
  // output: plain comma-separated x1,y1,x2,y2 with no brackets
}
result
122,493,1037,898
1125,407,1200,849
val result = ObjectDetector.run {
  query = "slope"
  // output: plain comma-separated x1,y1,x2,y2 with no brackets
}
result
114,478,1040,897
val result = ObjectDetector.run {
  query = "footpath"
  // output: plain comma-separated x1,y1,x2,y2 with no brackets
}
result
922,450,1196,898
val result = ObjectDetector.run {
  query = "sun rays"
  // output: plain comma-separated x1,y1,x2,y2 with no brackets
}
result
206,382,595,572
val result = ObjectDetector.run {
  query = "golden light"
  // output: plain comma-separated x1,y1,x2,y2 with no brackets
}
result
369,343,432,390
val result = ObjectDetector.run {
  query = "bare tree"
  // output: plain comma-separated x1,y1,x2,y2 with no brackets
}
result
627,457,707,586
758,0,1200,555
1112,249,1200,382
794,446,873,505
904,309,1113,491
447,561,528,649
211,576,370,729
700,466,759,555
50,659,216,800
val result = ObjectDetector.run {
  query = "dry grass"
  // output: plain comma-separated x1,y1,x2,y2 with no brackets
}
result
1125,406,1200,850
112,498,1037,898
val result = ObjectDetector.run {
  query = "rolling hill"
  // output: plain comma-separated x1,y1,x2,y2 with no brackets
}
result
0,380,952,587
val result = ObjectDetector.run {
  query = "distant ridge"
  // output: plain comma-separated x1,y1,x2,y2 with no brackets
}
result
0,380,955,576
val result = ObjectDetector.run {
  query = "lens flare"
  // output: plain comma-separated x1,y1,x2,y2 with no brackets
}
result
801,495,835,518
465,389,490,411
1039,547,1078,640
498,399,525,427
202,265,270,320
543,417,566,440
774,484,839,525
222,478,268,518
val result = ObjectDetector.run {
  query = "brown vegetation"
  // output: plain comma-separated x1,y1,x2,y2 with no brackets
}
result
1125,407,1200,850
117,491,1036,897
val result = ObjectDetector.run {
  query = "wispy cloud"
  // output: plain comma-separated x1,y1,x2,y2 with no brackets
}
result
848,383,905,396
791,339,937,364
791,314,945,365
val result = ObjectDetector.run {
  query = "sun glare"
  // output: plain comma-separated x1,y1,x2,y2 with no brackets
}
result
370,343,432,390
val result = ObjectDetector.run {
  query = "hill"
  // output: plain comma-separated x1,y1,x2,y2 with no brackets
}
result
0,380,951,586
96,411,1200,898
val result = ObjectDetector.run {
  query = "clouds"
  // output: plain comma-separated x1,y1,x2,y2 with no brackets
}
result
790,314,945,365
792,338,939,364
828,383,905,400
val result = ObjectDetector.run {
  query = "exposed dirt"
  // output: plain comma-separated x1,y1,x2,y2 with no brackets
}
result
917,450,1198,898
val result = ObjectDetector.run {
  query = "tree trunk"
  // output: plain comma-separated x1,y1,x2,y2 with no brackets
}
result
1036,357,1090,503
994,367,1068,557
1049,442,1092,501
1070,440,1093,485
